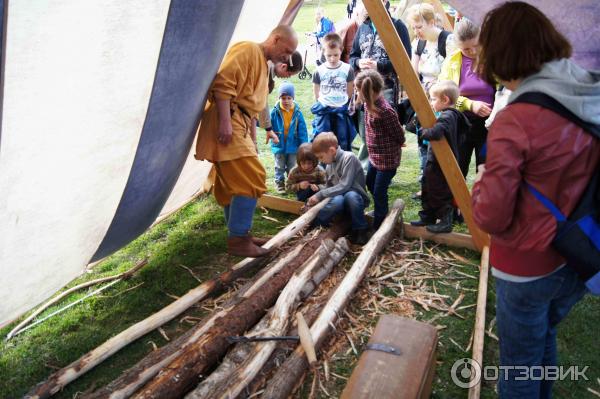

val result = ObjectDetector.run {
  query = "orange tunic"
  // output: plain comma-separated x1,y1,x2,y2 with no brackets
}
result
195,41,269,162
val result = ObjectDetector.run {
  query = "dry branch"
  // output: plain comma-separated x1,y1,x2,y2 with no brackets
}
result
262,200,404,399
27,200,330,399
8,260,148,340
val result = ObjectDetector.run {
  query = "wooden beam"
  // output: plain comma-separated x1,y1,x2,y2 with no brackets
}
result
363,0,489,251
429,0,454,31
258,195,303,215
468,246,490,399
403,223,477,251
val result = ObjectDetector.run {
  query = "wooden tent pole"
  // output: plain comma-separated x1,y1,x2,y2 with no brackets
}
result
362,0,489,251
468,246,490,399
429,0,454,31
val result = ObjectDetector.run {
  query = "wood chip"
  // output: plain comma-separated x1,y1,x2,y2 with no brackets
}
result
158,327,170,342
261,215,280,222
178,264,202,283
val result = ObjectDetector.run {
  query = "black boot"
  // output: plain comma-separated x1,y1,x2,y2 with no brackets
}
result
426,209,453,234
453,208,464,225
410,212,436,227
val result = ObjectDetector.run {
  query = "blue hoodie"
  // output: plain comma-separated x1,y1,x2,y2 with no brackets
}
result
269,101,309,155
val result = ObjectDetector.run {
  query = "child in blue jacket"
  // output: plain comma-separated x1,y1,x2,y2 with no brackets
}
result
269,82,309,193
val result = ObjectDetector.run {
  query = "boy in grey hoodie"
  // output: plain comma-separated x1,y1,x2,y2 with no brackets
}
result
307,132,371,244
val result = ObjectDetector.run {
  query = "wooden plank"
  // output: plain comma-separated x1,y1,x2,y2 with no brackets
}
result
258,195,303,215
341,315,438,399
363,0,490,251
468,246,490,399
403,223,477,251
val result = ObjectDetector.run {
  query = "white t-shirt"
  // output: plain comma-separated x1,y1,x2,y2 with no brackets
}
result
312,62,354,108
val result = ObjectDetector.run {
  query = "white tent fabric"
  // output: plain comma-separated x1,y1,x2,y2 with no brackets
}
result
0,0,292,328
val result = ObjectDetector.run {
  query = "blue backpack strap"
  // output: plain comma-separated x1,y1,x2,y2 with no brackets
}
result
525,183,566,222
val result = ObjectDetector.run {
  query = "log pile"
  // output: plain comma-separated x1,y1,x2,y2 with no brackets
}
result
28,199,406,399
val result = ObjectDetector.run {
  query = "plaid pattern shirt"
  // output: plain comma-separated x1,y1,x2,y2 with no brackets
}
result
365,97,405,170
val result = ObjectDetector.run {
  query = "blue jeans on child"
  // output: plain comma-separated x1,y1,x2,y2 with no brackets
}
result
297,188,318,202
315,191,368,230
495,266,587,399
274,154,296,184
366,162,396,229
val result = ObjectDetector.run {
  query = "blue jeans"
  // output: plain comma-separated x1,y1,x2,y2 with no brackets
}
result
495,266,587,399
366,162,396,229
315,191,368,230
274,153,296,183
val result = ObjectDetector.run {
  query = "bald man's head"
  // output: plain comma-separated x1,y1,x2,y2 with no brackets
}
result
263,25,298,63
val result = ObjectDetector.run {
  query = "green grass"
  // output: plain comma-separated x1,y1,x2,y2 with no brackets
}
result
1,1,598,398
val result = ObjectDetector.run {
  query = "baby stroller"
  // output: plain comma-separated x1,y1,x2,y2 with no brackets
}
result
298,49,312,80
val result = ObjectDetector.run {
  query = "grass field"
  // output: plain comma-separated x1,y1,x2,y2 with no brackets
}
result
1,1,598,398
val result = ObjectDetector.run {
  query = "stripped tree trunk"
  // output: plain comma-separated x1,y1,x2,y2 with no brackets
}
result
87,220,349,399
27,199,330,399
262,200,405,399
186,238,350,399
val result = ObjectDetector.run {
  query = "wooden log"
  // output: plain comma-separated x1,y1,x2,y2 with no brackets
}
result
430,0,454,31
262,200,405,399
89,222,348,399
402,223,477,252
341,315,438,399
27,199,330,399
257,196,479,253
189,238,350,399
186,239,349,399
7,260,147,340
130,226,348,399
468,246,490,399
363,0,490,251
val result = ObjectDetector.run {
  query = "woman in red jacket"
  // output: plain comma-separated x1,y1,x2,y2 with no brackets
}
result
472,2,600,398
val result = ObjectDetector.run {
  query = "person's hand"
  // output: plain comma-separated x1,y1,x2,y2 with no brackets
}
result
307,195,320,206
266,131,280,145
471,101,492,117
310,184,319,192
474,164,486,184
358,58,376,70
218,121,233,145
299,181,310,190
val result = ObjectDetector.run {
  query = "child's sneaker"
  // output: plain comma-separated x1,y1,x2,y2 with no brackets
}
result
276,180,286,194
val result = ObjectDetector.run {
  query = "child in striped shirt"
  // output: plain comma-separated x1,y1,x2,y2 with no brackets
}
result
286,143,326,202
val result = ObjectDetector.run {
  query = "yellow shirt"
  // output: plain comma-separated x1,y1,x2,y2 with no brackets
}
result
280,101,295,140
195,42,269,162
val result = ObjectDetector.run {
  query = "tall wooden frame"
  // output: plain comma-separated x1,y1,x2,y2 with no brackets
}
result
363,0,490,251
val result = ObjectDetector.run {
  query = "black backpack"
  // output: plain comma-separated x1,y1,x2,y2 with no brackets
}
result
416,30,450,59
513,92,600,294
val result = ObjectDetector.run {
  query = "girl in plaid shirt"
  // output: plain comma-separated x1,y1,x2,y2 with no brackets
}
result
355,70,406,229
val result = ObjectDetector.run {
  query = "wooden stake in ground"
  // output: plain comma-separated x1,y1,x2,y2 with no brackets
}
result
27,199,331,399
262,200,405,399
363,0,489,251
468,246,490,399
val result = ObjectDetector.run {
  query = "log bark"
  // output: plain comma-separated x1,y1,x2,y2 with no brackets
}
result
468,246,490,399
262,200,405,399
86,220,348,399
186,238,349,399
27,199,330,399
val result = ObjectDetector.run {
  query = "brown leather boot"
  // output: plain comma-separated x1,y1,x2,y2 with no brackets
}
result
250,235,271,246
227,236,271,258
